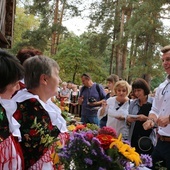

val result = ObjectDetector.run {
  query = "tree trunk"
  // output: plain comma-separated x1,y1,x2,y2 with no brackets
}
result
122,4,132,80
128,39,133,84
114,0,122,77
109,43,114,74
51,0,59,55
55,0,66,54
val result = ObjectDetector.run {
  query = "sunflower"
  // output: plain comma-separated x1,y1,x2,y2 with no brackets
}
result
109,134,141,166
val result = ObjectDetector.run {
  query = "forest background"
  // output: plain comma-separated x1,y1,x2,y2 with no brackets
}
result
9,0,170,90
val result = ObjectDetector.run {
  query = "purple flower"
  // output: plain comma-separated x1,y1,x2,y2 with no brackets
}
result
73,132,91,147
123,139,131,145
124,162,131,170
84,158,93,165
56,125,142,170
91,137,101,146
58,151,70,159
120,159,129,167
98,167,106,170
91,149,97,155
140,154,152,167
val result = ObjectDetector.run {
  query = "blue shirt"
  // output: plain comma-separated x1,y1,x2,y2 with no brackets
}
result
80,83,106,116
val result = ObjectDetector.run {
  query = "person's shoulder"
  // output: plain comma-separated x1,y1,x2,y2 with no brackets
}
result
66,88,70,93
153,79,167,96
107,96,116,102
13,90,39,102
129,98,138,106
80,85,87,92
95,83,106,96
96,83,102,87
96,83,104,89
147,96,153,103
158,79,169,88
17,98,39,106
105,93,110,99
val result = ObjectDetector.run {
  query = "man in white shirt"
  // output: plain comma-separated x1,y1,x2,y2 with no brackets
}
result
143,45,170,169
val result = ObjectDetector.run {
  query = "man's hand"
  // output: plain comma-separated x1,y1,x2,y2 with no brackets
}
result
157,115,169,127
143,119,155,130
78,96,84,105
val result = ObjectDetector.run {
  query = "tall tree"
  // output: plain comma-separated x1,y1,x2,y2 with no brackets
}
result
54,34,107,84
126,0,170,84
89,0,133,78
23,0,81,55
88,0,170,85
10,6,40,54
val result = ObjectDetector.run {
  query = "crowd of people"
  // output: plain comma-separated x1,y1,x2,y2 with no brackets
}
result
1,44,170,169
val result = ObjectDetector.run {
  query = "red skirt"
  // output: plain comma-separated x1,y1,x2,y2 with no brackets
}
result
0,135,24,170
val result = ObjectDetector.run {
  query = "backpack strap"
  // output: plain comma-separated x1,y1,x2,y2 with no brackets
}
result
96,83,102,100
80,83,104,100
79,86,85,97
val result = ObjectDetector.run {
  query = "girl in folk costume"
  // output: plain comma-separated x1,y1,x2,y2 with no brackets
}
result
59,82,70,106
13,55,68,170
0,50,24,169
69,84,79,115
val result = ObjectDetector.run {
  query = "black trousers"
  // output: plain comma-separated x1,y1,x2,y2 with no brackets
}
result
152,139,170,169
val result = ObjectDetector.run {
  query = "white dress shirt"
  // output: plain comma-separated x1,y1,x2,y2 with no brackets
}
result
149,77,170,136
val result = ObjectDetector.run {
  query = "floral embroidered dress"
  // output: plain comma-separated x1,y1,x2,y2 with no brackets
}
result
0,98,23,170
13,89,68,170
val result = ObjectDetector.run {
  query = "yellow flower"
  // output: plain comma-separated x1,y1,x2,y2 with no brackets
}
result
64,106,69,112
109,134,141,167
67,124,76,131
119,144,130,153
51,153,59,165
56,140,62,148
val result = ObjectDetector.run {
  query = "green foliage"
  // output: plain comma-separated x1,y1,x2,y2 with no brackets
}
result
10,7,40,54
53,34,107,84
106,148,126,170
155,161,168,170
87,0,170,83
124,0,169,82
12,0,82,55
150,74,166,91
12,0,170,86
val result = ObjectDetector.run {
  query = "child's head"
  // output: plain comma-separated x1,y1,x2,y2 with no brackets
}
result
106,74,119,90
0,50,24,98
72,84,77,91
16,47,42,65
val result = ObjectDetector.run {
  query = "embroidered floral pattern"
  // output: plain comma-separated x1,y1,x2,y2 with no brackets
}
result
0,105,10,143
14,98,60,169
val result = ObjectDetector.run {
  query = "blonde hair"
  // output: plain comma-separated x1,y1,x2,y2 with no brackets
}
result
114,80,131,96
62,82,67,86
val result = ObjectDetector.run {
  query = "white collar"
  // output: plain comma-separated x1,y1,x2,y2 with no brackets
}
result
0,97,21,141
13,89,68,133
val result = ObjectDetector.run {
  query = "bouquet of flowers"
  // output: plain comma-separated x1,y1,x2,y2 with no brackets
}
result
53,124,152,170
